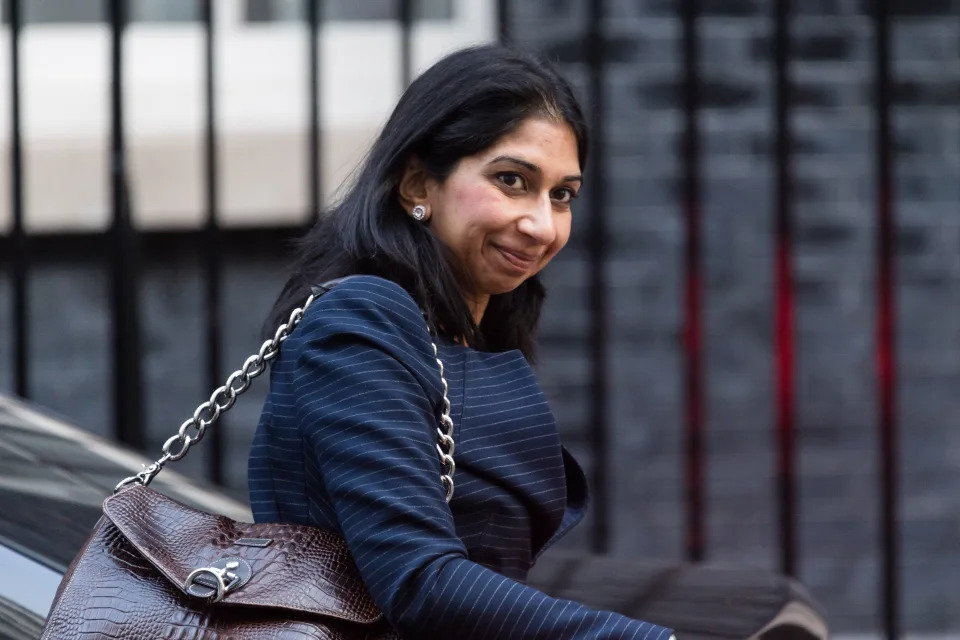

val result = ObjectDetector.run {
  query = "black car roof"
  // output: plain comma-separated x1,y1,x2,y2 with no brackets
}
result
0,394,251,572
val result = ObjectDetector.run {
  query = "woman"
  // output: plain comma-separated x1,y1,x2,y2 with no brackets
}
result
248,44,675,639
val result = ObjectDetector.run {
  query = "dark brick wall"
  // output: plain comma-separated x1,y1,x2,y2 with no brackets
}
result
1,1,958,634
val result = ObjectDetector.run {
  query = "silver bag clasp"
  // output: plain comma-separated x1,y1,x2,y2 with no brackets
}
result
185,557,252,603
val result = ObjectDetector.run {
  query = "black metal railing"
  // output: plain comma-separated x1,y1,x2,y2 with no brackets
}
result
773,0,797,580
585,0,610,556
2,1,910,637
680,0,705,566
201,0,225,483
872,3,899,636
6,0,26,402
107,0,146,451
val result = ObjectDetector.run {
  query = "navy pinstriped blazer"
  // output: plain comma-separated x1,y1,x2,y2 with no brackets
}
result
248,275,674,639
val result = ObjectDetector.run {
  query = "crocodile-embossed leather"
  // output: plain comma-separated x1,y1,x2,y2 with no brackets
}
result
40,485,400,640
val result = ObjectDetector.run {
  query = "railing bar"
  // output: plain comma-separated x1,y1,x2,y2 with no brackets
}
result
307,0,322,221
7,0,28,399
680,0,705,563
202,0,225,484
107,0,145,449
399,0,413,88
873,1,899,638
585,0,610,554
497,0,510,43
773,0,797,577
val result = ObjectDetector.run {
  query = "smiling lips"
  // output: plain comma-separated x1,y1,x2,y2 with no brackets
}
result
494,244,542,272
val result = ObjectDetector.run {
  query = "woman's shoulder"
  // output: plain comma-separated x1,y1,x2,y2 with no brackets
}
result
303,275,422,322
285,274,444,400
295,274,434,355
314,274,420,311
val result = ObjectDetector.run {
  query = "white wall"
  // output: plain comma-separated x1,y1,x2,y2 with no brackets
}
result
0,0,494,233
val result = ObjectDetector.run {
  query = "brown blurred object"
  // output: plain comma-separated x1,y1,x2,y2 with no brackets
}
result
529,552,827,640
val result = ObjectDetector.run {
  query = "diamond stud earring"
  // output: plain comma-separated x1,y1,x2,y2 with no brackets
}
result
411,204,427,221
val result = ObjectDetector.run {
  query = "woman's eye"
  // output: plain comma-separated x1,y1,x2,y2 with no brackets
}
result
498,173,526,190
552,188,577,204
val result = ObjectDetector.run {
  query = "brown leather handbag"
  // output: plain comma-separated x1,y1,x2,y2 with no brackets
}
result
40,281,457,640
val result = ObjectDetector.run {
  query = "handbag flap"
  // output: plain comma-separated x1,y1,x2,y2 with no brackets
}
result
102,485,383,624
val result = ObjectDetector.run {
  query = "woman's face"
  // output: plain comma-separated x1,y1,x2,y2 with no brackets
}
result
411,117,582,321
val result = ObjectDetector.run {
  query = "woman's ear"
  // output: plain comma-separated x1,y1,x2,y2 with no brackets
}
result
397,156,432,212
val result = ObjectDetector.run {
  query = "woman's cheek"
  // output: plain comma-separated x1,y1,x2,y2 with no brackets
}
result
453,181,505,222
559,220,572,248
551,217,572,253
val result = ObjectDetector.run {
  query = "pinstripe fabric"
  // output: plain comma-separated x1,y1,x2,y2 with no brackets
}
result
248,275,674,639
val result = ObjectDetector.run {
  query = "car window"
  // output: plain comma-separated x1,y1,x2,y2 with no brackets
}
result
0,543,60,625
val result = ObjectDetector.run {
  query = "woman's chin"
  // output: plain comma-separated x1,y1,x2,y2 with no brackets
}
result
482,276,530,297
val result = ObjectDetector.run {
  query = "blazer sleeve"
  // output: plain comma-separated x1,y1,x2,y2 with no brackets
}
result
287,276,675,640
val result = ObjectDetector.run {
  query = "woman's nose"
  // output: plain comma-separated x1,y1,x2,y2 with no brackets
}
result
517,195,557,245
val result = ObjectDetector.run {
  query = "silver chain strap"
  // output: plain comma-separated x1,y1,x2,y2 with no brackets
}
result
116,290,458,503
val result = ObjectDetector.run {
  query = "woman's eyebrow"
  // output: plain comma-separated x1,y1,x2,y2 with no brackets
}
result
488,155,583,183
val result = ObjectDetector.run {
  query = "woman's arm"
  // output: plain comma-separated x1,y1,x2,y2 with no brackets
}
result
287,276,675,639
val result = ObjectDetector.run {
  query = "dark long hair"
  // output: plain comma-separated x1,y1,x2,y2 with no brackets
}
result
264,44,588,360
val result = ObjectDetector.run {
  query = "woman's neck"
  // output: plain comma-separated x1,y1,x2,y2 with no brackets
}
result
468,294,489,326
